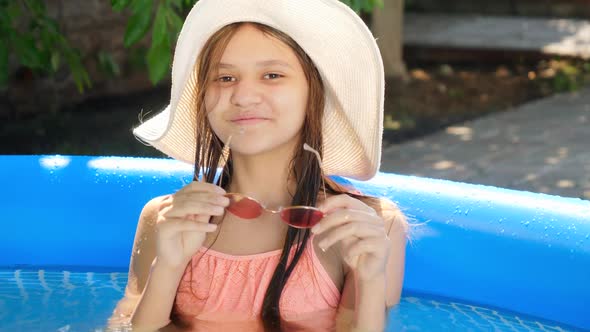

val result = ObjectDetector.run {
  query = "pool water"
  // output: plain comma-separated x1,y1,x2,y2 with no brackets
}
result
0,268,577,332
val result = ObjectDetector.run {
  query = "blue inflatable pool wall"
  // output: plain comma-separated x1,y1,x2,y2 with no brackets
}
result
1,155,589,330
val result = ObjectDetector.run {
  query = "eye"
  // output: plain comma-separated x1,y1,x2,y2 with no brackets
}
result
264,73,283,80
217,76,236,83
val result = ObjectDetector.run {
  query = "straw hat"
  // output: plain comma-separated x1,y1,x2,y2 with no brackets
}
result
133,0,384,180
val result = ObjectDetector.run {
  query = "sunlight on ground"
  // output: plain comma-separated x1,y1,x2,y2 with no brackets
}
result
445,126,473,141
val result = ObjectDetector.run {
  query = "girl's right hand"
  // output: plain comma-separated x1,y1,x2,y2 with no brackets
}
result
155,182,229,269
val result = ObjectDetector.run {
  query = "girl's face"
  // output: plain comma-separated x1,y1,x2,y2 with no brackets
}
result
205,24,309,156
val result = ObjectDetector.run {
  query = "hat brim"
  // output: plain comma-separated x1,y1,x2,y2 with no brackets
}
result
133,0,384,181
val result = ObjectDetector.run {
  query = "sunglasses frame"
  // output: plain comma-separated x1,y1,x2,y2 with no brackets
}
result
223,192,325,229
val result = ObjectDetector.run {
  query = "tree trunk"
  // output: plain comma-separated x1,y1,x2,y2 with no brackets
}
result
372,0,407,79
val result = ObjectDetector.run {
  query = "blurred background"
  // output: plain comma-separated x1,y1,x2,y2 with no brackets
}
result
1,0,589,200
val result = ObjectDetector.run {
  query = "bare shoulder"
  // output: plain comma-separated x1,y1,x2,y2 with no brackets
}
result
368,196,409,234
372,196,408,307
337,195,408,311
108,194,170,326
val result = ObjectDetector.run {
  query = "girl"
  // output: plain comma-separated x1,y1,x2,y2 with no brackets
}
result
110,0,408,331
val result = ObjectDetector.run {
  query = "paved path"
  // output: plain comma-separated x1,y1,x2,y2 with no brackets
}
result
404,14,590,58
380,87,590,200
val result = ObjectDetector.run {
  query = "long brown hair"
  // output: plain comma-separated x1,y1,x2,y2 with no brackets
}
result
173,22,407,331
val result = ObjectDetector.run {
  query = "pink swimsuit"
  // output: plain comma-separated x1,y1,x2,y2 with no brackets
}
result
173,233,341,331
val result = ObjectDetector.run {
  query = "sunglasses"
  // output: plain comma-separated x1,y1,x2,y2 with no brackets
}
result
213,136,326,229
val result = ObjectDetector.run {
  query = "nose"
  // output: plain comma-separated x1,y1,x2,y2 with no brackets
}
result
229,80,262,108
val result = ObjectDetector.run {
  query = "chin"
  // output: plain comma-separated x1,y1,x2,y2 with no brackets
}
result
229,135,300,157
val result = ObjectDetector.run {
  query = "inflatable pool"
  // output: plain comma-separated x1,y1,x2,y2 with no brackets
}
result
1,155,589,331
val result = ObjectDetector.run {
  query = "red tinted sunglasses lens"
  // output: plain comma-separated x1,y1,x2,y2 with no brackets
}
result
280,208,324,229
226,194,263,219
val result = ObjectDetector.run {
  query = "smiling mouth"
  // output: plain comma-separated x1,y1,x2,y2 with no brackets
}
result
230,118,269,125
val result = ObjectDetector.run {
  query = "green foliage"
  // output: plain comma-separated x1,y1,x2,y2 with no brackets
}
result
0,0,90,91
116,0,383,85
1,0,385,92
97,51,121,77
340,0,383,13
551,62,581,93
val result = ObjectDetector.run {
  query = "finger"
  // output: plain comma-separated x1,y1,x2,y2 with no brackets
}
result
175,181,226,196
173,192,230,207
317,194,375,215
162,201,225,219
343,238,386,260
312,209,382,235
318,222,383,251
157,219,218,235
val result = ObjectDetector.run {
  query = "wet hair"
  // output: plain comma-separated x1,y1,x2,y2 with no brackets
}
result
172,22,408,331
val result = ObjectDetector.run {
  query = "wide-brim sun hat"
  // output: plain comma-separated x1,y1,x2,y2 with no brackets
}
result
133,0,384,181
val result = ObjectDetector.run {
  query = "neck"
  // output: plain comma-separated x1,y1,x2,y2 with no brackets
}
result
228,140,299,210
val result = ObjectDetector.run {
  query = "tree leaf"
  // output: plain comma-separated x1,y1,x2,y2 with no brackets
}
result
111,0,131,12
50,51,60,72
169,0,183,11
147,35,171,84
64,49,91,92
123,0,153,47
98,51,121,77
152,4,167,46
24,0,47,17
166,8,183,39
13,34,43,69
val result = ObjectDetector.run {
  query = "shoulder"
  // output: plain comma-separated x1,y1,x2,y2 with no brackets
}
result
108,194,171,326
356,195,409,235
141,195,171,222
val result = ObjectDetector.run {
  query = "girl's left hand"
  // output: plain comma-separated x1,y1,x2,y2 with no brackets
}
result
311,194,391,281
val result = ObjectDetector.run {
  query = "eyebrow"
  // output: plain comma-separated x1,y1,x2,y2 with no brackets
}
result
218,60,294,69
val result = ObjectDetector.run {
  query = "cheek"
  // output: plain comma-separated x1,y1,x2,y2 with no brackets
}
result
273,85,308,122
204,90,224,135
204,88,221,113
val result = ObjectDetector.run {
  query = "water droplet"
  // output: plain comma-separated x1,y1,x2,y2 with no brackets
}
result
135,249,141,255
524,221,530,227
139,180,143,184
500,229,505,234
